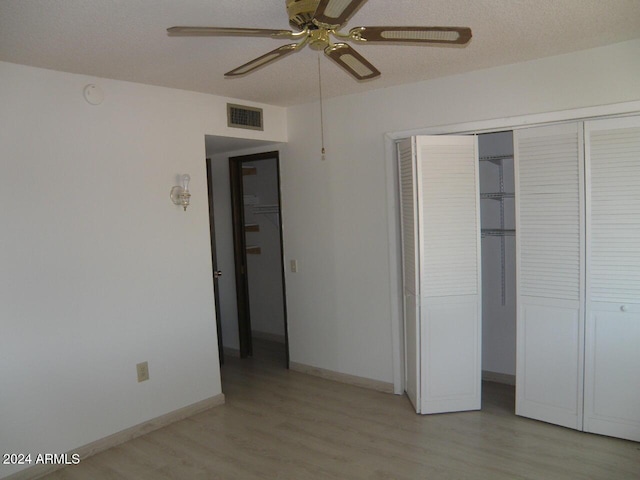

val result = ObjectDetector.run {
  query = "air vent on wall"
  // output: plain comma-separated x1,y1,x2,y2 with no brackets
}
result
227,103,263,131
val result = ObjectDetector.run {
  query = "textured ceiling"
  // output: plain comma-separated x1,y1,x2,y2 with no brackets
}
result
1,0,639,107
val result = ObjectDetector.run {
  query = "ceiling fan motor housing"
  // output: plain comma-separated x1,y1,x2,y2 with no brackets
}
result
286,0,320,30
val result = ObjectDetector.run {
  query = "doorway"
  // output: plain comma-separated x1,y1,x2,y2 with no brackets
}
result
229,151,289,367
478,132,517,384
206,158,225,366
477,131,517,411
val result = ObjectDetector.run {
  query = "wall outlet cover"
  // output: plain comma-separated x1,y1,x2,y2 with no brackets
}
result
136,361,149,382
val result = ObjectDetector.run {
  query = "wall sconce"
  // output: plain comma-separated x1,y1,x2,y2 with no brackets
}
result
170,174,191,211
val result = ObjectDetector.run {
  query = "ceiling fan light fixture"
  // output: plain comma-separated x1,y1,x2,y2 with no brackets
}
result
169,0,472,81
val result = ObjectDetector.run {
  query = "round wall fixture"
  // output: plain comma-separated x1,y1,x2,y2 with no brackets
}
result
83,84,104,105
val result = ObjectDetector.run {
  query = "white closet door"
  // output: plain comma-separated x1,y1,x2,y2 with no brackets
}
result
514,123,585,430
415,135,481,414
398,138,421,412
584,116,640,442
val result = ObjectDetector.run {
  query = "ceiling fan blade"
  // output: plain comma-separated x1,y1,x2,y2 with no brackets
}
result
350,26,472,45
167,26,295,39
324,43,380,80
313,0,369,28
225,44,300,77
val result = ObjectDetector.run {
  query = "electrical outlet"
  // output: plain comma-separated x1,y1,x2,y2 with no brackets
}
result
290,260,298,273
136,361,149,382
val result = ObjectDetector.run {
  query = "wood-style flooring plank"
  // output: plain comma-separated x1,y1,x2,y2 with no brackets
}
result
40,340,640,480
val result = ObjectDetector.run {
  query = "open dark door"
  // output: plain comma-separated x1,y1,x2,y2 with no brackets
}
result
229,157,253,358
229,151,289,366
206,158,224,365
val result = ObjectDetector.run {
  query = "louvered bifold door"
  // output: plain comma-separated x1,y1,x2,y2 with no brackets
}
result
397,138,421,413
514,123,585,430
415,135,481,414
584,116,640,442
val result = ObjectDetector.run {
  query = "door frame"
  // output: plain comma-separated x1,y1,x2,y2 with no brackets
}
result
384,100,640,395
206,158,224,365
229,151,290,366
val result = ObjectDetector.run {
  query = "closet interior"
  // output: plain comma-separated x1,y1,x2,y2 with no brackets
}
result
478,132,517,389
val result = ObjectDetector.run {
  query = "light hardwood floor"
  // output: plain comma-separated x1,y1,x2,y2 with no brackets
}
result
43,340,639,479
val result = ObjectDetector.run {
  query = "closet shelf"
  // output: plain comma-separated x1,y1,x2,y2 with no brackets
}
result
246,245,261,255
244,223,260,232
242,166,257,176
480,154,513,165
252,204,280,215
482,229,515,237
479,150,514,306
481,192,514,200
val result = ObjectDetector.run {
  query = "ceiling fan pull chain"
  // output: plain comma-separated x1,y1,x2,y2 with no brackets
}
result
318,53,326,161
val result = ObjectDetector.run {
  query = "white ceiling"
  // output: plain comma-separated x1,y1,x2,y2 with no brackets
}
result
1,0,639,107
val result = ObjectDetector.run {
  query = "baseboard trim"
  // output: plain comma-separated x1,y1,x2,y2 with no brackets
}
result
482,370,516,386
290,362,394,394
4,393,225,480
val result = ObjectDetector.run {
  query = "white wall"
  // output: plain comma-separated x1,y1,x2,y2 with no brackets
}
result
479,132,516,376
279,39,640,385
244,159,286,339
0,61,286,479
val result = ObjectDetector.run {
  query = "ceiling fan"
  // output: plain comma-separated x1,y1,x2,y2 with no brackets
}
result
167,0,472,81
